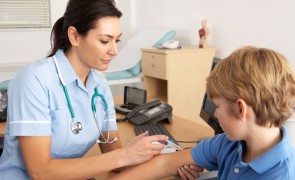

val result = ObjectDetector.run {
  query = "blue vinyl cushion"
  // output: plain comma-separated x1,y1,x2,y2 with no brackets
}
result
0,80,10,90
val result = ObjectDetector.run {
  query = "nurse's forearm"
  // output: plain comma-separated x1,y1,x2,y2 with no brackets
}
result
98,131,128,172
110,149,196,180
29,149,131,179
19,136,127,179
20,132,169,179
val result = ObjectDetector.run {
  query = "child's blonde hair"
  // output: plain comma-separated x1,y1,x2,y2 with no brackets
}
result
207,46,295,127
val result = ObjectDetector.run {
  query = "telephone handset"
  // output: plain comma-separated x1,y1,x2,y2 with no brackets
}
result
126,99,173,125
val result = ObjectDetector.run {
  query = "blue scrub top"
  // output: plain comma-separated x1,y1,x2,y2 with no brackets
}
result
192,125,295,179
0,50,118,179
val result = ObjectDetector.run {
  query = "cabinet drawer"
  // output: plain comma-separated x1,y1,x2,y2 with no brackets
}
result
142,53,167,79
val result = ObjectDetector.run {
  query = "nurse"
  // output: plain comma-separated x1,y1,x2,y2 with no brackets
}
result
0,0,169,179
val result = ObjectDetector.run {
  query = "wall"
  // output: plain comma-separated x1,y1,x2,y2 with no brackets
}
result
115,0,135,46
1,0,295,129
0,1,67,64
1,0,294,66
0,0,134,64
134,0,295,127
135,0,295,68
0,0,131,82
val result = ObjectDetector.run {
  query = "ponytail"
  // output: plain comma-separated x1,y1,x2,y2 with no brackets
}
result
47,17,70,57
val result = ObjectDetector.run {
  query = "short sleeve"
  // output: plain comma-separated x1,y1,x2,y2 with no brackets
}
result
191,134,227,171
7,63,52,136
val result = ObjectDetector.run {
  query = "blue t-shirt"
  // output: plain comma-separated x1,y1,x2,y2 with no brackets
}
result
0,50,118,179
192,125,295,179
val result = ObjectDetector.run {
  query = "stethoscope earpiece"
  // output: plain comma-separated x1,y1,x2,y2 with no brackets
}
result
96,137,117,144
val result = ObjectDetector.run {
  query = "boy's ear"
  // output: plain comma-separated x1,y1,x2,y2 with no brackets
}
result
68,26,80,46
236,98,247,121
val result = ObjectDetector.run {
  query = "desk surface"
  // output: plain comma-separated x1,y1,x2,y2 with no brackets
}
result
85,115,214,180
0,97,214,179
0,121,5,137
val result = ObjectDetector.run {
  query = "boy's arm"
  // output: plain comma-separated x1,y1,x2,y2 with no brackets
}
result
110,149,197,180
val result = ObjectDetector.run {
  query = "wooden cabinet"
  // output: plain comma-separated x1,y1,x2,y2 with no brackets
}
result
141,47,215,126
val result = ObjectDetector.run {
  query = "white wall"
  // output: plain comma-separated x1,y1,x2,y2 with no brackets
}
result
114,0,135,48
0,0,131,82
134,0,295,135
135,0,295,68
0,1,67,64
0,0,131,64
1,0,294,68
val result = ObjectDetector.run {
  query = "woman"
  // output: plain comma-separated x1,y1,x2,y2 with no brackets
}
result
0,0,169,179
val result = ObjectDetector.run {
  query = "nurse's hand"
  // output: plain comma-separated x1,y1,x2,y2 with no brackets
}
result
122,131,168,166
177,165,204,180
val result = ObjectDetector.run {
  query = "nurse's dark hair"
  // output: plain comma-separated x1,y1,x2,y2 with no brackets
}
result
47,0,122,57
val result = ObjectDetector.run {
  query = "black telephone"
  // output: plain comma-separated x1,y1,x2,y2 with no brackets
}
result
126,100,173,125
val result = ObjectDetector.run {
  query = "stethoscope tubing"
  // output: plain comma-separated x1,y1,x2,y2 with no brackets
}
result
53,55,116,143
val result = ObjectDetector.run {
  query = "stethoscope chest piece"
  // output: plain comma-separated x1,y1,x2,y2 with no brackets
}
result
71,120,82,134
53,55,114,141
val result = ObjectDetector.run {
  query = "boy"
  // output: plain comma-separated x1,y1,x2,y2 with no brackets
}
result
110,46,295,179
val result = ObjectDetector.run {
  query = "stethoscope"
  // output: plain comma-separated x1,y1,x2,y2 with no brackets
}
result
53,56,117,143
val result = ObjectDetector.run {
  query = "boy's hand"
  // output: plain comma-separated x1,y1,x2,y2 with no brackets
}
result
177,165,204,180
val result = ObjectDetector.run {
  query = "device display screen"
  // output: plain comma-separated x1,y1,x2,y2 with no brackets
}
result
125,87,146,105
146,106,161,116
203,96,217,120
199,57,223,134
